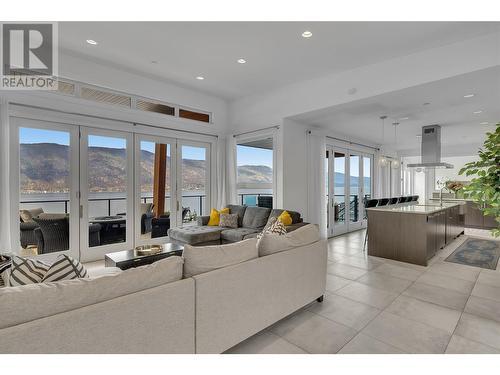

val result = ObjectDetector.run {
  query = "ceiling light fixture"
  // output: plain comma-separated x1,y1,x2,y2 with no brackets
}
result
237,58,246,64
195,76,205,80
480,122,489,125
86,39,98,45
423,102,431,106
399,117,409,120
473,110,483,114
463,94,475,98
151,60,158,64
302,31,313,38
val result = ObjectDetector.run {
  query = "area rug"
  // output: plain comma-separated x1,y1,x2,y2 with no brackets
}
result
445,237,500,270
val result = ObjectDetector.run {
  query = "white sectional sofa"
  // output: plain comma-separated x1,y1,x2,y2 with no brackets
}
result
0,225,327,354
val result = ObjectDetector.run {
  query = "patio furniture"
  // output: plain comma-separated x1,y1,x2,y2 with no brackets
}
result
257,195,273,208
20,221,39,249
33,216,69,254
140,203,154,234
151,215,171,238
90,216,126,245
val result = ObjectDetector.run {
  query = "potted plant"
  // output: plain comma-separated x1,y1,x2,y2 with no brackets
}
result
459,123,500,237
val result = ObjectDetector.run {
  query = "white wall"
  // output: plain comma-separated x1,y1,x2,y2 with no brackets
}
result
280,119,309,214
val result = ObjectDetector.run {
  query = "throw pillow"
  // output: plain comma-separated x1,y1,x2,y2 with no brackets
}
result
9,255,50,286
257,224,320,257
0,254,12,288
207,207,230,226
19,208,44,223
278,210,293,226
219,213,238,228
42,254,89,282
183,238,258,277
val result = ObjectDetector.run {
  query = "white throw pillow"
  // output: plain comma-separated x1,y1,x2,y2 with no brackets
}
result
42,254,88,282
257,224,320,257
183,238,258,277
9,256,51,286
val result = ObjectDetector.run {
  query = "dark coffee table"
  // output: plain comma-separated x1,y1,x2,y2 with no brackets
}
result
105,243,184,270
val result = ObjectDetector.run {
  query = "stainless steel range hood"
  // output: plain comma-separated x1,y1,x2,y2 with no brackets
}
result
407,125,454,169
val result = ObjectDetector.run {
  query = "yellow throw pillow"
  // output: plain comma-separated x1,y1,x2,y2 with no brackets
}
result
278,210,293,226
207,207,230,226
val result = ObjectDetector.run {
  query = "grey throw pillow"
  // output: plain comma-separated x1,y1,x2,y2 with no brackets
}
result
219,213,238,228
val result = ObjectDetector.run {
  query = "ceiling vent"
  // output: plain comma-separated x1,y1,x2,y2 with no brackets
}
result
179,108,210,123
56,80,76,96
80,87,131,107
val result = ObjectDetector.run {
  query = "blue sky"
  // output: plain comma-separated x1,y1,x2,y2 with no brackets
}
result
237,145,273,168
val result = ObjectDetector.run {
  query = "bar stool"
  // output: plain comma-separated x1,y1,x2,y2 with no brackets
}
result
411,195,419,202
363,198,379,251
388,197,398,205
397,196,405,203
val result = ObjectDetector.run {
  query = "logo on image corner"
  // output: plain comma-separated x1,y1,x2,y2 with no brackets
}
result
1,22,58,90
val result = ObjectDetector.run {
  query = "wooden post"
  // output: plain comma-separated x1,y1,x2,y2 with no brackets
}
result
153,143,167,218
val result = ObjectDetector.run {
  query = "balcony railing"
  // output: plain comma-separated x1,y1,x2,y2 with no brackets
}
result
20,192,274,220
327,194,371,222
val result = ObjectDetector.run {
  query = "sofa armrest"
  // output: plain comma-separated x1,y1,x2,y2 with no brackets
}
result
196,216,210,226
20,221,39,231
286,222,308,233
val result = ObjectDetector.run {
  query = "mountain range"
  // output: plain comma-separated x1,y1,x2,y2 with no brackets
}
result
20,143,272,193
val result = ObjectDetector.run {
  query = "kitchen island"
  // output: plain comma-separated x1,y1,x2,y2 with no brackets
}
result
366,201,465,266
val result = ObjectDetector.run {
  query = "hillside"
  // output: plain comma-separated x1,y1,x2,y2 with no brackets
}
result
20,143,272,193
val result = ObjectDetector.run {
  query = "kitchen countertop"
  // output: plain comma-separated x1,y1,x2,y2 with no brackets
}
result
366,201,464,215
428,197,473,202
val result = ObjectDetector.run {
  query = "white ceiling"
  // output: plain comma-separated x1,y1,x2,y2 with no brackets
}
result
292,66,500,155
59,22,499,99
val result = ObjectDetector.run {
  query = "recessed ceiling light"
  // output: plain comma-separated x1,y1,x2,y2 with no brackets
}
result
473,110,483,114
195,76,205,80
463,94,475,98
399,117,409,120
151,60,158,64
86,39,98,45
237,58,246,64
423,102,430,106
416,134,422,138
302,31,313,38
480,122,489,125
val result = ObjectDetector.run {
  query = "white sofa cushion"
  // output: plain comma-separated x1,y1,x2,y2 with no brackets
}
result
183,238,258,277
257,224,320,257
0,256,183,329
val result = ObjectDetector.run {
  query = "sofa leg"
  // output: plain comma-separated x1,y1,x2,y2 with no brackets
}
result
316,295,324,303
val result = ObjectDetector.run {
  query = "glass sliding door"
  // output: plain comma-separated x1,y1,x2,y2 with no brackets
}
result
80,127,133,261
12,118,79,260
326,144,373,237
176,142,210,226
135,134,177,245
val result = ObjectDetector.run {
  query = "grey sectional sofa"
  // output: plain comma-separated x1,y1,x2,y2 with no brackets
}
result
168,204,308,246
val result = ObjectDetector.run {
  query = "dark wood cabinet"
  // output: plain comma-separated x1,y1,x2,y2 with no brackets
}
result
465,201,497,229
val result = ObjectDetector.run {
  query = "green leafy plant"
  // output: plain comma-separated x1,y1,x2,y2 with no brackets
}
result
459,123,500,237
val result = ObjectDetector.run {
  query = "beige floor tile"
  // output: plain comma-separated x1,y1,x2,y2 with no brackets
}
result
445,334,500,354
327,251,348,262
416,272,475,294
471,283,500,303
362,311,451,353
339,333,406,354
336,254,385,271
329,247,365,257
386,295,461,334
465,295,500,323
327,263,367,280
383,258,428,272
455,313,500,350
307,293,380,330
477,270,500,287
269,310,357,354
224,331,307,354
403,282,469,310
428,262,480,282
373,263,423,281
335,281,399,309
325,274,352,292
357,272,413,294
